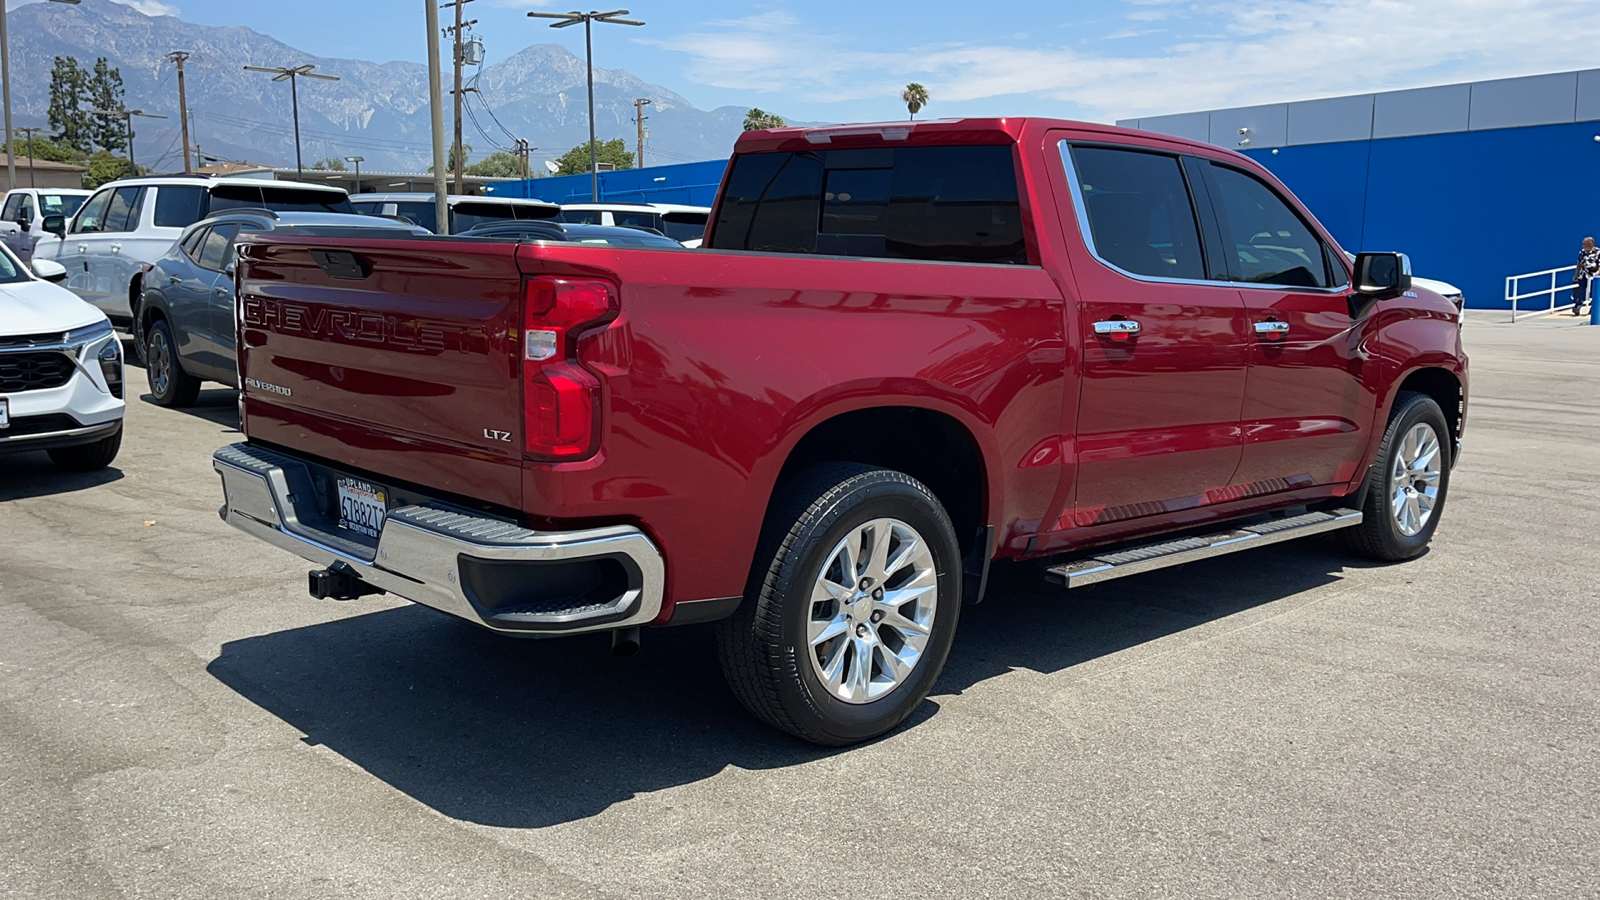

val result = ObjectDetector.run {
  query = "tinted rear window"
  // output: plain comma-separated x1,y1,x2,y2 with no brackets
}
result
452,201,525,232
661,212,707,243
209,185,354,215
710,144,1027,265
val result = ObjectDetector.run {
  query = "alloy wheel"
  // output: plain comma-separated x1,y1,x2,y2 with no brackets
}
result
1390,422,1442,537
806,517,939,704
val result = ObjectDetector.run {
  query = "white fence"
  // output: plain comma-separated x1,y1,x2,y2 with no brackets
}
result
1505,266,1583,321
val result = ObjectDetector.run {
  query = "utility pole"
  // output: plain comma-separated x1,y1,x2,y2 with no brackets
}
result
444,0,475,196
633,98,651,169
13,127,56,188
424,0,449,233
166,51,193,173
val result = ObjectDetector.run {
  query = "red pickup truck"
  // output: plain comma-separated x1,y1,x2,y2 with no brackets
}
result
214,118,1466,745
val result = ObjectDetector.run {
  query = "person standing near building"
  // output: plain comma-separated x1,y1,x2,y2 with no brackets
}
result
1575,237,1600,315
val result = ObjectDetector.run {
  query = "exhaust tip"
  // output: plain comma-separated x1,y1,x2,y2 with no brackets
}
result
611,626,641,658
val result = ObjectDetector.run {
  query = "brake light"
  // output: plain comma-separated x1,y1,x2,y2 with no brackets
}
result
522,277,616,459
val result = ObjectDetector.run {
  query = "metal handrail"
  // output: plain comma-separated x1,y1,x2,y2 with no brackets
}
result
1506,265,1581,321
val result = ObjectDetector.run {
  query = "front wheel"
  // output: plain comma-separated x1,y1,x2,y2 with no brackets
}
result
717,464,962,746
1343,391,1452,561
145,318,201,408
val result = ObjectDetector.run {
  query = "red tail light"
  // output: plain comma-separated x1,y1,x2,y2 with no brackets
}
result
522,277,617,459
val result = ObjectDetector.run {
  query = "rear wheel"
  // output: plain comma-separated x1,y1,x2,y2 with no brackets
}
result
717,464,962,746
145,318,201,408
47,424,123,472
1343,391,1451,561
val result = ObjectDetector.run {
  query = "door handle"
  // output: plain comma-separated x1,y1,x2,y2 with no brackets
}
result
213,287,230,296
76,244,87,254
1093,319,1141,342
169,276,181,285
109,243,121,253
1253,320,1291,337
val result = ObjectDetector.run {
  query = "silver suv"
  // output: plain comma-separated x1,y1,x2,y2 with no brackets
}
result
33,176,353,328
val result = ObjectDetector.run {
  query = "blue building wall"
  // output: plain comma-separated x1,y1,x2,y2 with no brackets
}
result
1245,120,1596,309
484,159,728,207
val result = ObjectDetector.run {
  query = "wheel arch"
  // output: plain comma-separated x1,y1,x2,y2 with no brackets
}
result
1392,365,1465,450
764,402,994,559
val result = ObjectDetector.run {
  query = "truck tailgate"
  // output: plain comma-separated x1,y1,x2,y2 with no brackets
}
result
235,236,525,508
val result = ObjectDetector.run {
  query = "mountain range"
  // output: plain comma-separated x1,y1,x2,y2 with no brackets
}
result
4,0,790,174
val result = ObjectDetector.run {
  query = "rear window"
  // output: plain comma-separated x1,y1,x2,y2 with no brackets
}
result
451,201,526,232
661,211,707,243
710,144,1027,265
209,185,354,215
560,209,603,225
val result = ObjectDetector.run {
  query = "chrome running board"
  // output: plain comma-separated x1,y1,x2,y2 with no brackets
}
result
1044,509,1362,589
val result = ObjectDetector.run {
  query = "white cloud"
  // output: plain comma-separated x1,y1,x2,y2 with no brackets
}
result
114,0,180,16
652,0,1600,121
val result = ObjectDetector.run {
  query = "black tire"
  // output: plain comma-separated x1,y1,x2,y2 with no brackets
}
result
716,463,963,746
144,317,201,408
47,423,123,472
1342,391,1452,561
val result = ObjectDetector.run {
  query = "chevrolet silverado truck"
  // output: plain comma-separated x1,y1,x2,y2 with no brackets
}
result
213,118,1467,746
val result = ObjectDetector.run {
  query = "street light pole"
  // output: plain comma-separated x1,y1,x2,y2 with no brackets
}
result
14,127,58,188
90,108,167,176
2,0,81,191
527,9,645,202
244,64,340,181
345,156,364,194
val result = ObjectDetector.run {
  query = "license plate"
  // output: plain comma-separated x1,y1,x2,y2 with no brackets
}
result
336,477,387,538
0,398,8,429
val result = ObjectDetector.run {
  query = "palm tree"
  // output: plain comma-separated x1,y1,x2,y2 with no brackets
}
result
901,83,929,120
743,108,786,132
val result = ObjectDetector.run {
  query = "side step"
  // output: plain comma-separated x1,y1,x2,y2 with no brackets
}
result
1044,509,1362,589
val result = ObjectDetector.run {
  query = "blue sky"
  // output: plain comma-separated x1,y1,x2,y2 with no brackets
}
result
85,0,1600,123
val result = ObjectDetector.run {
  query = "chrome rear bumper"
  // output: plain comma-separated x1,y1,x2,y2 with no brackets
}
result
212,442,664,635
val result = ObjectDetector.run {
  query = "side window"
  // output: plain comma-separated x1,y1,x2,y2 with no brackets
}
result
102,186,144,234
181,226,209,259
1207,164,1337,288
561,209,603,225
19,194,34,223
1,194,21,222
1067,145,1206,280
196,224,239,272
153,186,208,228
72,189,113,234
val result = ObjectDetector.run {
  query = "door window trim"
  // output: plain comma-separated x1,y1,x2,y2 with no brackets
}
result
1057,139,1352,295
1199,159,1351,292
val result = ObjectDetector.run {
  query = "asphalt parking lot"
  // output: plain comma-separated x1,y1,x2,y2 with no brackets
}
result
2,316,1596,899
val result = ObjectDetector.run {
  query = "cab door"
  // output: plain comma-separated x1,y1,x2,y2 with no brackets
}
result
1055,141,1250,527
1199,161,1378,490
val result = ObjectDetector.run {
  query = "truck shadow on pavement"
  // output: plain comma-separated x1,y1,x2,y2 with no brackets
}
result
207,535,1385,829
138,388,240,432
0,452,123,500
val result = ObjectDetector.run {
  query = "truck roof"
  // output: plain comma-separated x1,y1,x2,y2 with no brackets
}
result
734,116,1244,162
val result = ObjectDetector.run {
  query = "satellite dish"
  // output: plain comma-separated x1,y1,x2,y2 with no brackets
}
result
543,160,559,174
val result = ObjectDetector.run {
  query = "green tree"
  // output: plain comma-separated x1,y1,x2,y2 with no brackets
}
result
2,135,85,164
427,142,474,174
901,82,929,120
464,151,522,178
742,108,786,131
84,150,141,188
88,58,127,152
48,56,91,153
310,157,348,171
554,138,633,176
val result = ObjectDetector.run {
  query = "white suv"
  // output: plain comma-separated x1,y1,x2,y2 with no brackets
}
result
559,202,710,246
0,244,124,472
0,188,91,263
33,176,353,329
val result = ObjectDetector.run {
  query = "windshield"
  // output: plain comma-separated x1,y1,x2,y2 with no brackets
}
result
209,185,355,215
40,194,87,217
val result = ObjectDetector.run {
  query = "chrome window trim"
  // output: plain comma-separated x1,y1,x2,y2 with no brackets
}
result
1056,140,1352,296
